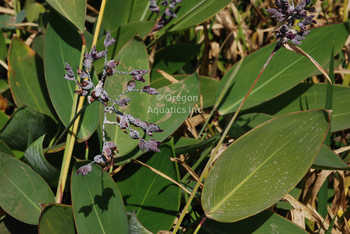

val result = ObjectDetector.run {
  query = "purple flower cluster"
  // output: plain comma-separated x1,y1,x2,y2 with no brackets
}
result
149,0,183,32
64,30,163,177
267,0,317,46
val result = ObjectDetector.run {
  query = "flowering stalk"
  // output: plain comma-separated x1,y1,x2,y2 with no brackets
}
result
63,31,163,177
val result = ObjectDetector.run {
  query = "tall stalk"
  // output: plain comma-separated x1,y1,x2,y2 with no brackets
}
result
55,0,108,203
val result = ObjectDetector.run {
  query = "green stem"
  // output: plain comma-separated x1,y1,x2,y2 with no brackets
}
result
193,217,207,234
54,103,90,146
172,51,276,233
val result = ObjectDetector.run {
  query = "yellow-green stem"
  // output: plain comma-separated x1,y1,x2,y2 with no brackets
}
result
54,0,107,203
172,51,276,233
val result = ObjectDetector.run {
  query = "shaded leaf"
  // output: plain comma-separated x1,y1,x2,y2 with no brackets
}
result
38,204,76,234
0,153,54,225
312,145,349,170
117,139,180,233
0,106,57,154
71,162,129,234
45,1,86,32
24,135,60,186
128,211,152,234
8,36,58,122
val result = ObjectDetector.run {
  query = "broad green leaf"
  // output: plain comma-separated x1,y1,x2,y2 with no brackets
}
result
198,210,308,234
45,0,86,32
8,36,58,122
94,21,155,74
0,79,9,94
147,72,200,142
117,139,180,233
244,83,350,132
312,144,349,170
202,110,331,222
103,35,149,156
103,0,133,31
24,135,60,186
31,33,44,58
24,0,46,23
0,110,9,130
151,75,219,109
0,28,6,63
0,153,54,224
216,23,349,115
0,107,57,154
128,211,152,234
71,162,129,234
235,113,274,132
159,0,233,33
39,204,76,234
174,134,220,155
0,140,14,156
0,215,37,234
151,44,202,81
45,10,100,140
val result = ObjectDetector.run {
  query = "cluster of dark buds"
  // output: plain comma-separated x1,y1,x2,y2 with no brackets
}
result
267,0,317,48
149,0,183,32
64,30,163,177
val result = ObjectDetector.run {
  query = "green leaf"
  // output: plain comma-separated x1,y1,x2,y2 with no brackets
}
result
216,23,349,115
38,204,76,234
44,10,100,140
0,215,37,234
0,107,57,154
0,110,9,130
8,36,58,122
151,75,219,109
117,139,180,233
202,110,331,222
24,135,60,186
159,0,233,33
0,153,54,224
312,144,349,170
24,0,46,23
103,35,149,156
71,162,129,234
31,33,45,58
147,72,200,142
236,113,274,132
45,0,86,32
94,21,155,74
128,211,152,234
198,210,308,234
0,28,7,62
174,134,220,155
151,44,202,81
0,10,26,30
244,83,350,132
0,140,14,156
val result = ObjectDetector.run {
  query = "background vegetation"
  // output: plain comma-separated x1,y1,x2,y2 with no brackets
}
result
0,0,349,233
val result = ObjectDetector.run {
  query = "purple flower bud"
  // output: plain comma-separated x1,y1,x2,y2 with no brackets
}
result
127,80,136,91
138,121,149,131
105,141,118,151
76,164,92,177
139,140,148,151
146,123,163,137
129,70,149,82
97,50,107,59
64,74,74,81
91,88,101,99
81,81,93,90
142,85,159,95
83,58,92,69
165,8,177,18
103,147,112,157
145,139,161,152
74,89,88,96
126,114,135,124
119,115,129,129
117,98,131,106
77,68,88,79
94,155,104,164
161,0,168,6
149,0,160,13
107,60,119,68
129,129,140,139
100,90,110,102
104,30,116,48
65,62,75,77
